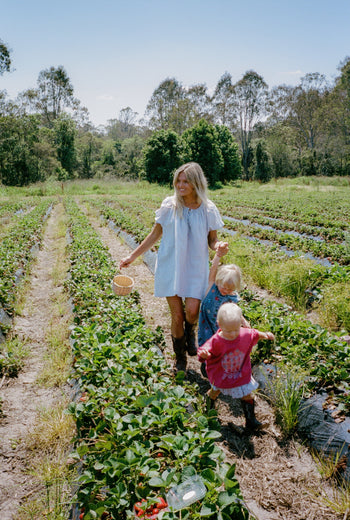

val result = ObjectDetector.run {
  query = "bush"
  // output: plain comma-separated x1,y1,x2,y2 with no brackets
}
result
143,129,183,184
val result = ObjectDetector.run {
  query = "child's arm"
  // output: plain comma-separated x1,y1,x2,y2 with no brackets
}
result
257,330,275,341
208,241,229,286
241,315,251,328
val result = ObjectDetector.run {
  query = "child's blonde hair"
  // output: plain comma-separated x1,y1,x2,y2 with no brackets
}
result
215,264,242,291
217,302,242,329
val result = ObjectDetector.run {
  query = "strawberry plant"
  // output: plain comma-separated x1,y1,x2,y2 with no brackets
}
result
65,198,250,520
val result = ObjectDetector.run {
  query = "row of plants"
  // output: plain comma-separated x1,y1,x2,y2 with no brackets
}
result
222,211,347,242
212,186,350,231
224,235,350,331
65,198,251,520
87,198,154,245
0,199,53,336
85,195,350,332
223,218,350,265
239,289,350,412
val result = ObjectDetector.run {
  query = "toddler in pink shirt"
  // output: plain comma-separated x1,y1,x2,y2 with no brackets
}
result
198,302,275,431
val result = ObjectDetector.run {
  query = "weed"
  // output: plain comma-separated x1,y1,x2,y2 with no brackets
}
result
263,365,305,436
0,336,29,377
310,448,350,519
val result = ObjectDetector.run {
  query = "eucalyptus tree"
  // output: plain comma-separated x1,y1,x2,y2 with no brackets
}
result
327,57,350,174
231,70,268,179
145,78,184,132
269,73,328,151
19,66,84,128
0,39,11,76
211,72,236,128
106,107,139,140
145,78,212,134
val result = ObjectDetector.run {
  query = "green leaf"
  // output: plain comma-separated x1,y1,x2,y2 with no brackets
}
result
200,503,217,516
148,476,166,487
217,490,239,508
224,463,236,481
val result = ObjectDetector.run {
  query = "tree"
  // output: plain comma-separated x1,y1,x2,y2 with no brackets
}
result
120,135,145,178
77,132,102,178
254,141,271,182
143,129,183,184
145,78,184,132
0,39,11,76
212,72,235,128
232,71,268,179
106,107,139,140
19,66,83,128
183,119,224,187
0,114,42,185
269,74,328,151
54,114,77,176
214,125,242,182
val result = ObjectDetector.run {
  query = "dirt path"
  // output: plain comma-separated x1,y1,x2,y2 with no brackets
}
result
86,209,340,520
0,204,68,520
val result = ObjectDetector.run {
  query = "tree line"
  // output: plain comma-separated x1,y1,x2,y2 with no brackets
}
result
1,38,349,186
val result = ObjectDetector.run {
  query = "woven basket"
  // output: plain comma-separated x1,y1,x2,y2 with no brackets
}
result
112,274,134,296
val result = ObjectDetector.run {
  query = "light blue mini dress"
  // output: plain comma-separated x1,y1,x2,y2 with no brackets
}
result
154,196,224,300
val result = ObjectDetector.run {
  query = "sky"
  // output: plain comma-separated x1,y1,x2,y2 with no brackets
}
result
1,0,350,128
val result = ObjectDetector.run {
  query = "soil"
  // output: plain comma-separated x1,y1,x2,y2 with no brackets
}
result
0,203,343,520
0,204,69,520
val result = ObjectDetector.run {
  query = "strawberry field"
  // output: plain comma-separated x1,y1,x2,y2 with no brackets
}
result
1,177,350,520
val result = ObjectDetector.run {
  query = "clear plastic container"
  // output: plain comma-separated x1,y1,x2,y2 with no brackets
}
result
166,475,206,511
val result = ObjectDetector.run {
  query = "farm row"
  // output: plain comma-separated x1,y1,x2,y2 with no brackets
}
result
65,199,249,520
0,199,52,341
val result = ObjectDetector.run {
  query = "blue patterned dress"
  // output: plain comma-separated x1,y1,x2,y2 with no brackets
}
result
197,283,240,347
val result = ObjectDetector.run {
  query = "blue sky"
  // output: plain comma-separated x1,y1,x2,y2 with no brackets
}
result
1,0,349,127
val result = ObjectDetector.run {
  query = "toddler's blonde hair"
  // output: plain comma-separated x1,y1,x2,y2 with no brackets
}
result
215,264,241,291
217,302,242,329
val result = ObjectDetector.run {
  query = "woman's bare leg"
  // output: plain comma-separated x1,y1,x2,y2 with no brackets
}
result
184,297,201,324
166,295,185,338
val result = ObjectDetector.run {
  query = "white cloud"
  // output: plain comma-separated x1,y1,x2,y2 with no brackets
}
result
284,70,303,76
97,94,115,101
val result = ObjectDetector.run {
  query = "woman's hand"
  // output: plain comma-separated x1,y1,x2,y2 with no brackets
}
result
119,256,133,269
265,332,275,341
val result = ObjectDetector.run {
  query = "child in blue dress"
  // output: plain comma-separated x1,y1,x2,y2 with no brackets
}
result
198,245,250,377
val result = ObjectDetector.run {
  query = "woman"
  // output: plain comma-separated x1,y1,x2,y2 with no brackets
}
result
119,162,226,372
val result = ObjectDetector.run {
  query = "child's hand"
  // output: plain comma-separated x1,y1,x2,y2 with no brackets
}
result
198,348,211,360
216,241,229,258
265,332,275,341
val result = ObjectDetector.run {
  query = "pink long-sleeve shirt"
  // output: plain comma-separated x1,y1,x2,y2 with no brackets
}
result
197,328,260,389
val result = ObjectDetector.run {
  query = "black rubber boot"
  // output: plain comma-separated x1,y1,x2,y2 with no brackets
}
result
241,399,263,431
172,335,187,373
200,361,208,379
184,320,197,356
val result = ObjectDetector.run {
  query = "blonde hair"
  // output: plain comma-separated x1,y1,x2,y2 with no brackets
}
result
215,264,242,291
217,302,242,329
173,162,208,216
